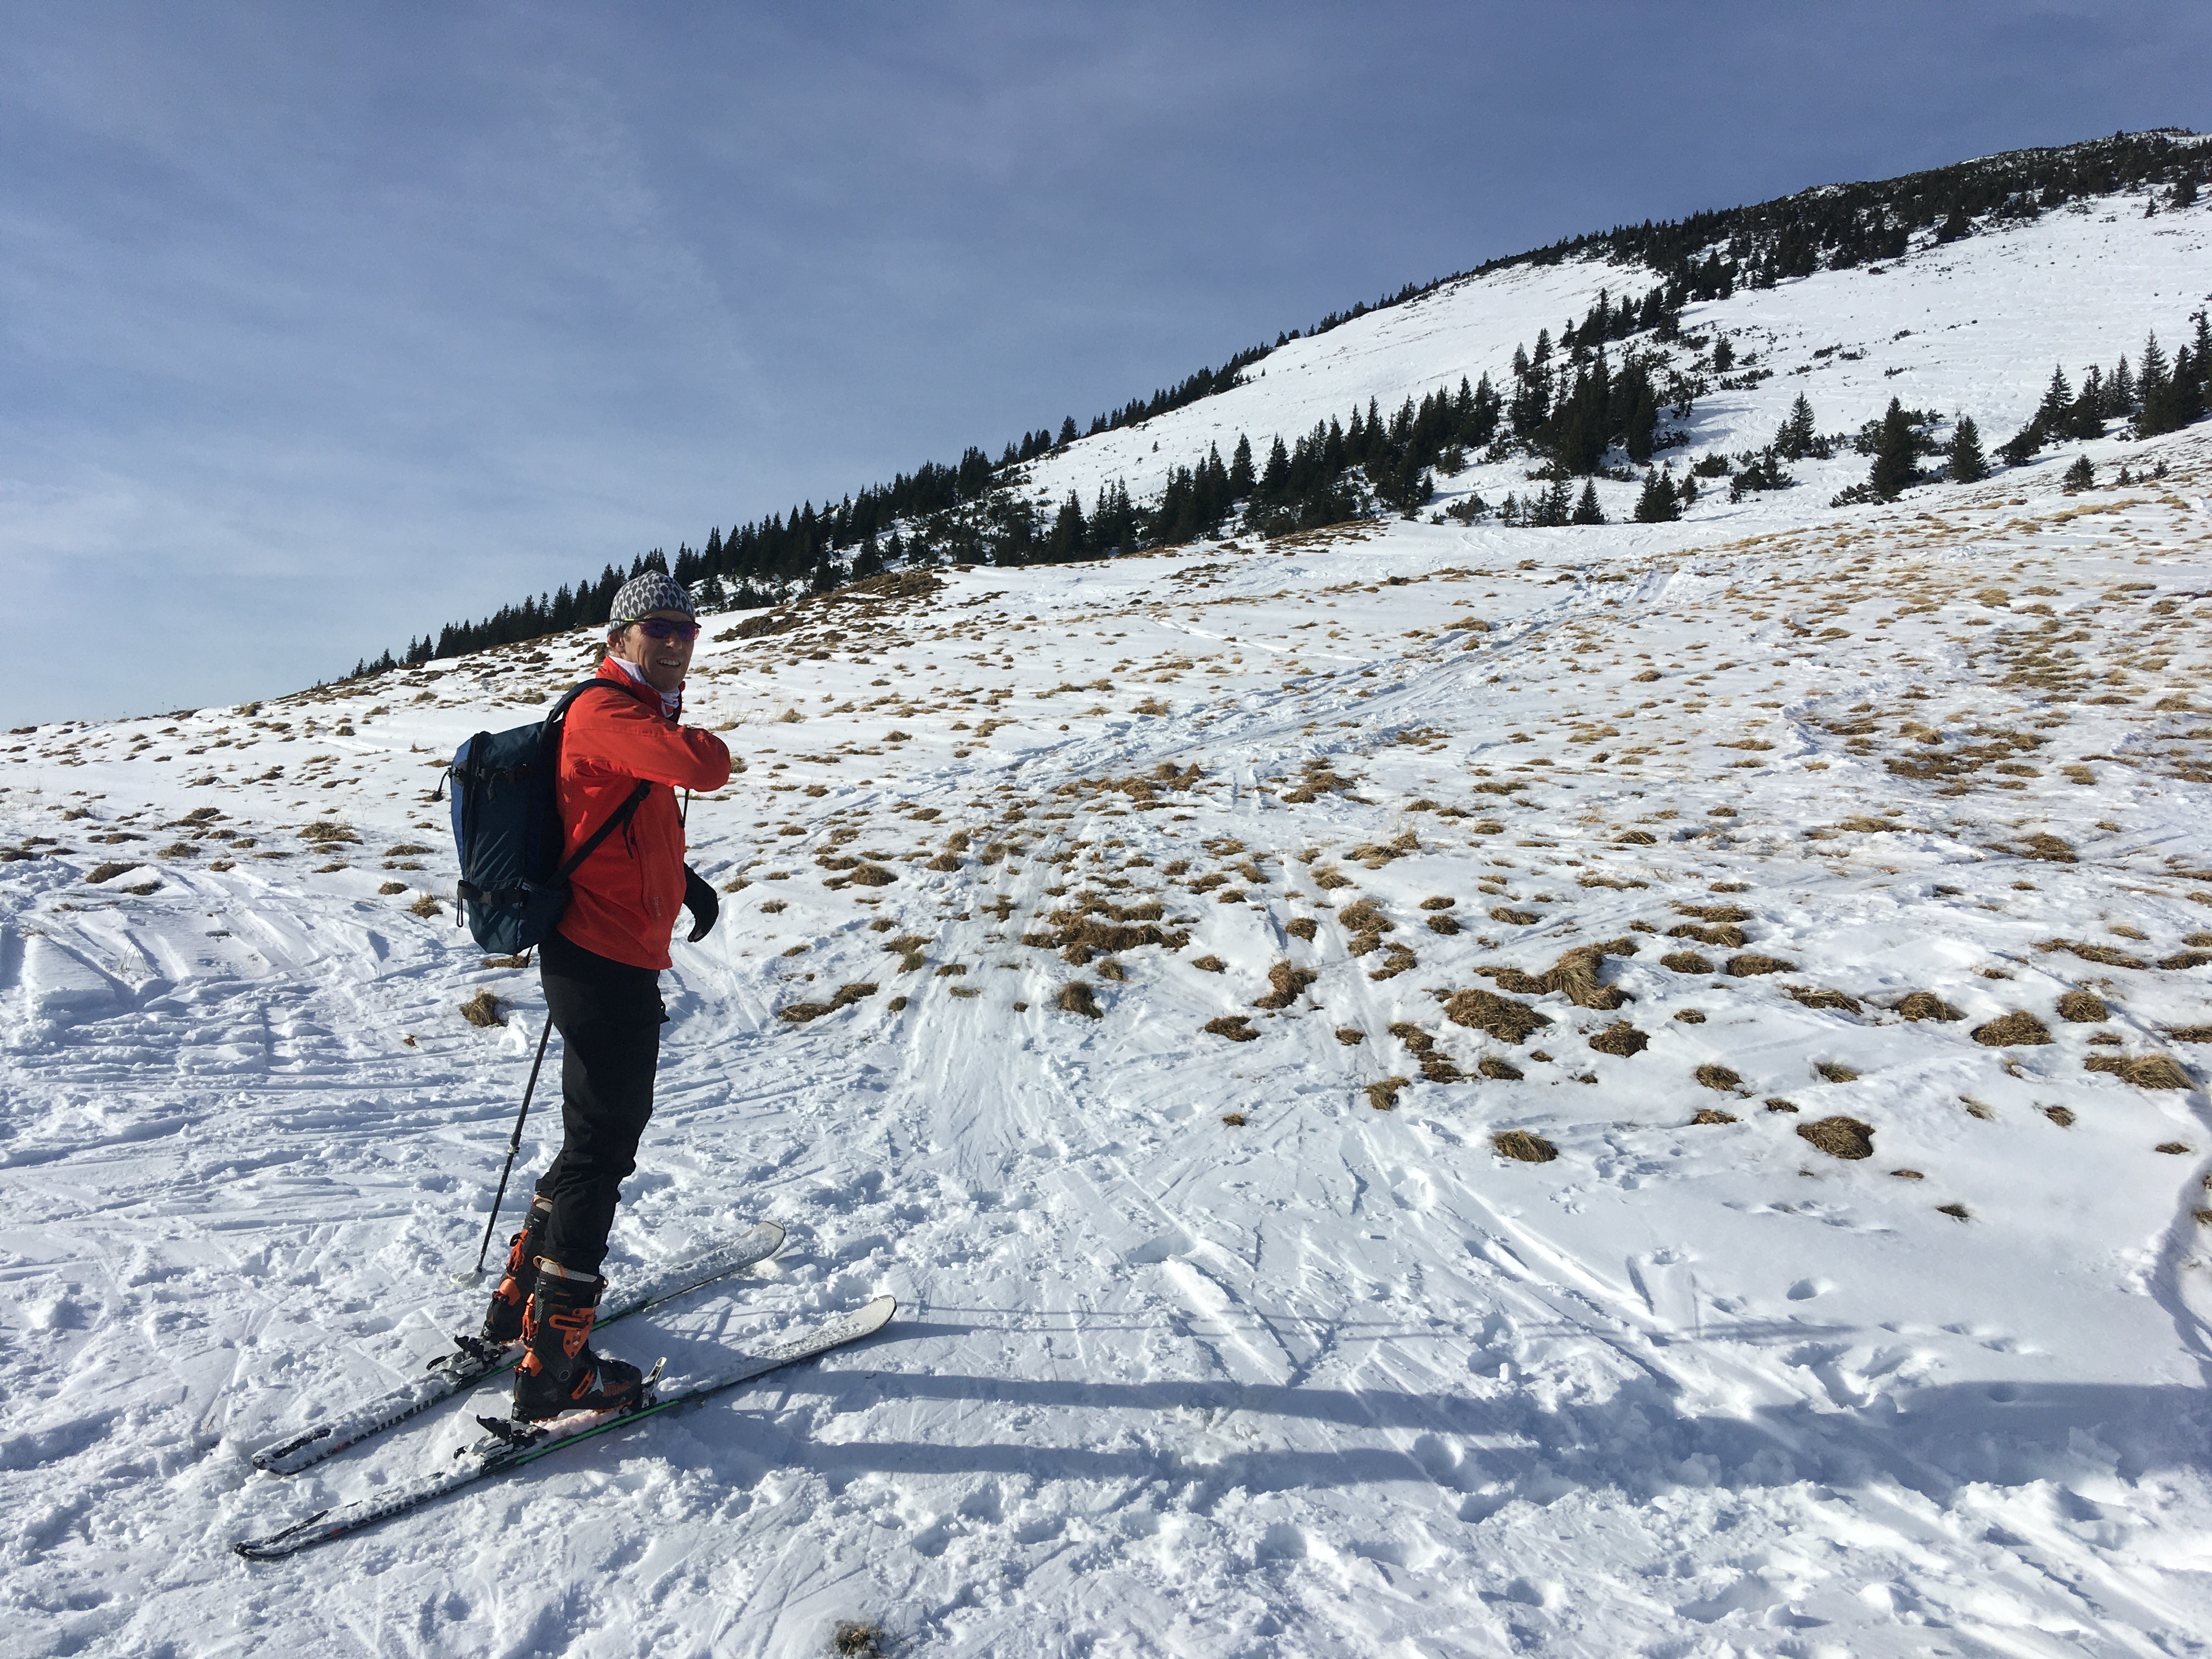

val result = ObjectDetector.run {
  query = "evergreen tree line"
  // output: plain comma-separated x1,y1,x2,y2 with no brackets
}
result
1998,312,2212,464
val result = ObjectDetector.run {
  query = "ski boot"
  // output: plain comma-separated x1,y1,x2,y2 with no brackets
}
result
511,1257,646,1421
448,1194,553,1370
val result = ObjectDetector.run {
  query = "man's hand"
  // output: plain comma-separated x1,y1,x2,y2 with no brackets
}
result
682,865,720,942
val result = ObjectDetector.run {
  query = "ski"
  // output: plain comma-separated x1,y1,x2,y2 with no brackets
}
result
247,1220,785,1476
234,1294,895,1560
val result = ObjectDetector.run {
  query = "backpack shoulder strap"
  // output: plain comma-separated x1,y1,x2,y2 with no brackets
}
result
555,780,652,881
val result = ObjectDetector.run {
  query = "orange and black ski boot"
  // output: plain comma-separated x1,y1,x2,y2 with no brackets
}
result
478,1194,554,1347
511,1257,645,1421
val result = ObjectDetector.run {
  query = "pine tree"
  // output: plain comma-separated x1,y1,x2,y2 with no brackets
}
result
1228,434,1255,497
1774,394,1818,460
1571,481,1606,524
1046,492,1087,562
1945,415,1987,483
1869,398,1921,499
1677,472,1699,507
1057,417,1077,446
2062,456,2095,493
1634,467,1680,522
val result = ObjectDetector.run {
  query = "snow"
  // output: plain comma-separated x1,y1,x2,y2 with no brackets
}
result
5,187,2212,1656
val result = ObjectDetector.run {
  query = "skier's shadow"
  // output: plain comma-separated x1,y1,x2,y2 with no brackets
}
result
691,1356,2212,1508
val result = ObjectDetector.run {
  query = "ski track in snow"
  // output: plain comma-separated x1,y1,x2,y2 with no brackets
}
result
5,188,2212,1657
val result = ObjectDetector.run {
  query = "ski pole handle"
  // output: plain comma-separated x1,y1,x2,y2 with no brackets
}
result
466,1016,554,1278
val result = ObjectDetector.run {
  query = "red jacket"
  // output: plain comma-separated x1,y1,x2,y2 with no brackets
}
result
555,661,731,970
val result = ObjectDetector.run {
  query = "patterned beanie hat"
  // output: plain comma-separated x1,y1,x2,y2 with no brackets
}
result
607,572,696,630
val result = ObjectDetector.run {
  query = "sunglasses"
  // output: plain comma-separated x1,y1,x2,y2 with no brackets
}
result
631,618,701,641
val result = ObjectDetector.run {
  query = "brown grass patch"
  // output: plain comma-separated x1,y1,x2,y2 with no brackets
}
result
1661,951,1714,974
409,893,442,918
2036,938,2147,970
1286,916,1318,941
1192,955,1226,973
2017,833,2077,863
780,981,878,1023
2159,950,2212,970
1253,962,1319,1010
1442,988,1551,1043
1203,1012,1255,1041
2086,1053,2192,1088
1060,982,1106,1020
1587,1023,1648,1057
459,989,504,1028
1694,1064,1741,1091
378,880,408,895
1489,906,1539,926
2044,1104,2075,1127
1937,1203,1971,1221
1491,1130,1558,1163
2156,1140,2192,1153
1479,1056,1523,1080
1765,1098,1798,1113
84,861,134,884
1366,1076,1409,1110
1335,1026,1365,1046
1895,991,1962,1022
2166,1026,2212,1043
1675,904,1752,923
2057,990,2109,1022
1815,1062,1860,1083
1798,1115,1874,1159
1691,1107,1739,1125
1725,953,1795,977
1787,986,1863,1013
1668,921,1747,948
1972,1011,2051,1046
1420,895,1455,911
1426,914,1461,935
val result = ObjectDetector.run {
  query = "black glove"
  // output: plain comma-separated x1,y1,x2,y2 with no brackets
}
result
682,865,719,942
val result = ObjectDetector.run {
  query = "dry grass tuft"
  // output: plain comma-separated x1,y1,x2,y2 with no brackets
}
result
1972,1011,2052,1046
780,982,878,1024
2017,832,2077,864
2037,938,2147,970
2085,1053,2192,1089
1479,1056,1523,1080
1798,1115,1875,1159
1426,913,1461,935
1691,1107,1739,1125
2044,1104,2076,1127
2166,1025,2212,1043
1895,991,1962,1022
1787,986,1863,1013
1694,1064,1742,1091
1221,1111,1246,1126
1937,1203,1971,1221
1335,1026,1365,1046
1059,982,1105,1020
1489,906,1540,926
459,989,504,1028
409,893,442,918
1491,1130,1558,1163
1661,951,1714,974
2057,990,2109,1022
1203,1012,1255,1041
1726,953,1796,977
1286,916,1318,941
1443,987,1551,1043
1252,962,1319,1010
1366,1076,1409,1110
2155,1139,2192,1153
1668,921,1747,947
84,861,134,884
1192,955,1226,973
378,880,408,895
1815,1062,1860,1083
1587,1022,1648,1057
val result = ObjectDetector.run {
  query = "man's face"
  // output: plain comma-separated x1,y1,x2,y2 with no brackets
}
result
612,609,697,695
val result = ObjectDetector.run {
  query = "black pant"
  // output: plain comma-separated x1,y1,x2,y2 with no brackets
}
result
532,929,665,1276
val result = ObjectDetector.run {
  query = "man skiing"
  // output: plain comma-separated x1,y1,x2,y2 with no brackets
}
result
477,572,732,1420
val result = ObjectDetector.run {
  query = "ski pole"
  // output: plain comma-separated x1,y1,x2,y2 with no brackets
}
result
456,1015,554,1283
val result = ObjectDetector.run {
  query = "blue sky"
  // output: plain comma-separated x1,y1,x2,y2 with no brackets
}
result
5,1,2209,725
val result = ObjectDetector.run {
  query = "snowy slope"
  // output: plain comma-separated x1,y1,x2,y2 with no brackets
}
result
1016,185,2211,530
5,189,2212,1658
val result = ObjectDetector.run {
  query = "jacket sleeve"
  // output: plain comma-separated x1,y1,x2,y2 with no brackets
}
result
565,692,733,792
